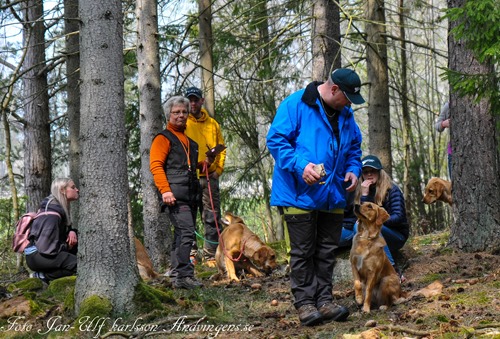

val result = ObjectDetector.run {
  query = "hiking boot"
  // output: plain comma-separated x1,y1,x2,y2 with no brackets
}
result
174,276,203,290
31,272,49,284
318,302,349,322
297,304,323,326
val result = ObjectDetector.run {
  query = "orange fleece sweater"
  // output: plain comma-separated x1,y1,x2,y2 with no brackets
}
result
150,123,193,194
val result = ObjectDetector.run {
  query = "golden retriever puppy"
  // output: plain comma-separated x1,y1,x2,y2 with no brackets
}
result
350,202,402,313
423,177,452,205
134,237,159,281
215,212,277,282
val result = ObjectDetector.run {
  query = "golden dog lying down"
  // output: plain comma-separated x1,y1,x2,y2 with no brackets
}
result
134,237,159,281
423,177,452,205
215,212,277,282
350,202,402,313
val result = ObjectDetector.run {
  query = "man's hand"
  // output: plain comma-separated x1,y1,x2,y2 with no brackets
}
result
303,163,321,185
344,172,358,192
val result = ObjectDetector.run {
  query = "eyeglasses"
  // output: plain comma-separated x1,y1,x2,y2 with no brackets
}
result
171,111,189,116
362,168,379,175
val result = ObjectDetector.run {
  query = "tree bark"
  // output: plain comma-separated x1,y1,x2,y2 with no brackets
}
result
76,0,139,315
198,0,215,117
447,0,500,252
22,0,52,212
311,0,341,81
365,0,392,175
64,0,81,230
136,0,171,271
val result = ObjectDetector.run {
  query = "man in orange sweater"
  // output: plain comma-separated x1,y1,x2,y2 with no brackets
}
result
184,87,226,265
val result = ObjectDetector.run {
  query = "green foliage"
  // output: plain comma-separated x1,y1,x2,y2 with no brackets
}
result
445,0,500,64
444,0,500,113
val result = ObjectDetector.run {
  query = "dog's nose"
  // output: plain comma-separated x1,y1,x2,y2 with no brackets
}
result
354,204,361,213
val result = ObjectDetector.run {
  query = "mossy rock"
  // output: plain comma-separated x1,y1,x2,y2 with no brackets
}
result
133,282,176,313
68,295,113,338
45,276,76,301
8,277,44,293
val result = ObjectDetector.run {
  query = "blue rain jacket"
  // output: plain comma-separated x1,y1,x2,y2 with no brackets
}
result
266,81,362,210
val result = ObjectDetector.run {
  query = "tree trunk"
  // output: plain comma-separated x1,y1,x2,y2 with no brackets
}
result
198,0,215,117
365,0,392,176
64,0,81,230
76,0,139,315
22,0,52,212
311,0,341,81
136,0,171,272
447,0,500,252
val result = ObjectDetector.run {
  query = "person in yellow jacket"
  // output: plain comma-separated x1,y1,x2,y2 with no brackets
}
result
184,87,226,265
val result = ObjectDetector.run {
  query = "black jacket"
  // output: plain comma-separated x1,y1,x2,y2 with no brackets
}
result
28,196,72,255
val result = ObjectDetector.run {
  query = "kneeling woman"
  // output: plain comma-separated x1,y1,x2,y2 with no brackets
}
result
340,155,409,278
25,178,79,283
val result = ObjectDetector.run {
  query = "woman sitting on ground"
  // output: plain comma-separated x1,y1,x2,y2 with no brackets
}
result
25,178,79,283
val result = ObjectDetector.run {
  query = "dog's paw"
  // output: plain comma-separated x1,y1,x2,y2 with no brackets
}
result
379,305,388,311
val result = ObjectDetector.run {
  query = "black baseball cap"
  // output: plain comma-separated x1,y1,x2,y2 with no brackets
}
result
184,87,203,99
361,155,383,170
331,68,365,105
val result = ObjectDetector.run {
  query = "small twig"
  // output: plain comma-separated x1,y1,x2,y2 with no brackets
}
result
376,325,433,336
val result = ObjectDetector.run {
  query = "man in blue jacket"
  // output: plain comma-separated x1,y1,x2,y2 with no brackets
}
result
266,68,364,326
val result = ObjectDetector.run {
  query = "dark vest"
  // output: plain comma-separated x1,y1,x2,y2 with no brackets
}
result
157,129,200,205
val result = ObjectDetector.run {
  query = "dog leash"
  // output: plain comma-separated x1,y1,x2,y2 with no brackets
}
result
203,162,247,262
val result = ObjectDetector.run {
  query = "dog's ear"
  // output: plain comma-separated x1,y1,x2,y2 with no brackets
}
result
221,211,234,225
376,207,390,226
252,247,267,265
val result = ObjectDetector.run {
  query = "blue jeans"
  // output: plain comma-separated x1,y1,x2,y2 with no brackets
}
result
339,222,406,266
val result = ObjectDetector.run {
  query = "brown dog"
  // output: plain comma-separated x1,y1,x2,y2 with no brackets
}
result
134,237,159,281
423,177,452,205
215,212,277,282
350,202,402,313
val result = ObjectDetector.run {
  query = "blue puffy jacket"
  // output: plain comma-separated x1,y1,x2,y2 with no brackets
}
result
266,82,362,210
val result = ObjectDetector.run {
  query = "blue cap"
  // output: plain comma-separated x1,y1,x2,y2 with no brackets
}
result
361,155,383,170
331,69,365,104
184,87,203,99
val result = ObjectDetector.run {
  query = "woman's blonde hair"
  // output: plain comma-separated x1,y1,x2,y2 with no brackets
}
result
49,177,74,226
354,169,393,205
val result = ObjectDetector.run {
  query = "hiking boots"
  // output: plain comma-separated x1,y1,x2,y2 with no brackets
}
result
297,304,323,326
30,272,49,284
173,276,203,290
318,302,350,322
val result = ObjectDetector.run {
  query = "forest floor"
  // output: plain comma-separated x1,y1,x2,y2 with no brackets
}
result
1,230,499,339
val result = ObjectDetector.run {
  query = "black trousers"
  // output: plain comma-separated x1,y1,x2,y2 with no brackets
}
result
199,176,221,257
168,203,197,278
283,208,343,309
26,248,77,281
